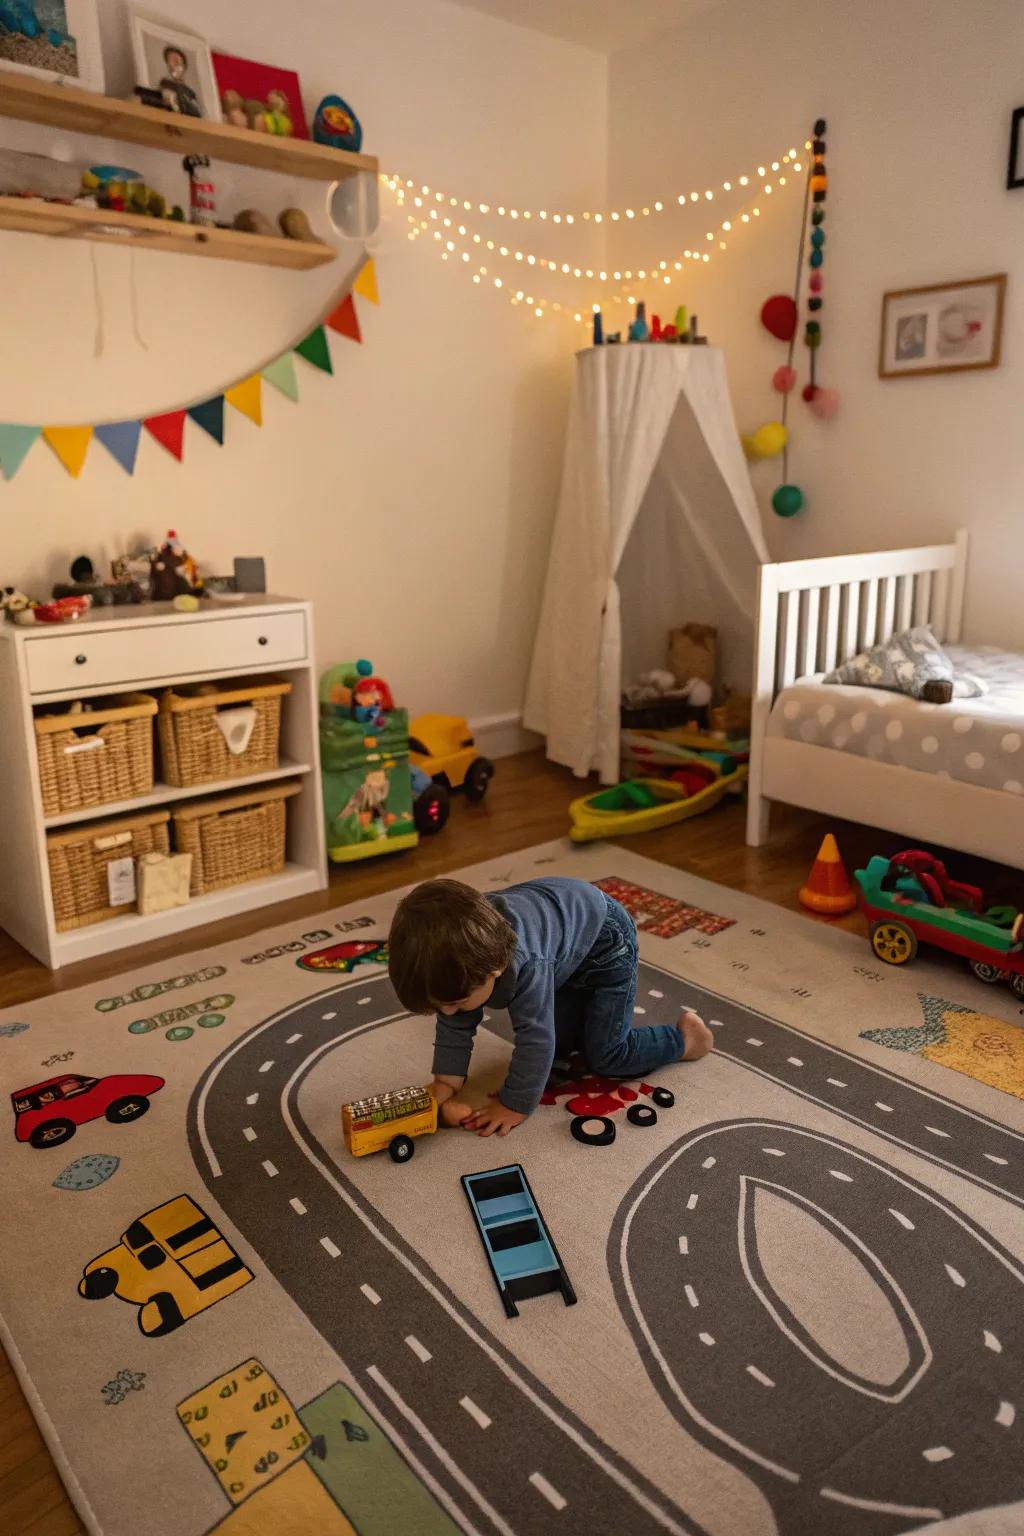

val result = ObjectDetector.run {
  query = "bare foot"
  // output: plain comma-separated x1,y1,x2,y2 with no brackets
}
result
678,1009,714,1062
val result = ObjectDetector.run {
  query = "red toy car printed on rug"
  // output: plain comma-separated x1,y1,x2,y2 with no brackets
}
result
296,939,389,973
12,1072,165,1149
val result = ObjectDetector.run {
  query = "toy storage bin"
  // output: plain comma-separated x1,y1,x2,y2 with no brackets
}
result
46,809,171,931
158,678,291,788
34,693,157,818
172,781,301,895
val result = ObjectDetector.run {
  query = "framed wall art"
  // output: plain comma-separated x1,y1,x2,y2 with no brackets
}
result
878,274,1006,380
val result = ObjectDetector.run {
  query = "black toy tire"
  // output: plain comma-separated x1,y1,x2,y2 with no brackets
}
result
389,1134,415,1163
105,1095,150,1124
627,1104,658,1127
463,758,494,802
414,783,450,835
29,1118,76,1148
650,1086,675,1108
79,1266,118,1300
570,1114,616,1147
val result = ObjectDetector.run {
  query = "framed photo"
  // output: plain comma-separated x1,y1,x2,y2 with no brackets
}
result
878,274,1007,380
129,13,220,121
1008,107,1024,189
211,53,309,139
0,0,104,92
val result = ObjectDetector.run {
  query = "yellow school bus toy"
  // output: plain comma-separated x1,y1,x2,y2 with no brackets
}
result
342,1084,438,1163
78,1194,253,1336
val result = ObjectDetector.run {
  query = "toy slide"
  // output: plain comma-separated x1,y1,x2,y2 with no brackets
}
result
568,767,747,843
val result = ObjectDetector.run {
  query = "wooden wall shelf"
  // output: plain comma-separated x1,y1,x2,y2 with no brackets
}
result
0,74,378,183
0,195,336,268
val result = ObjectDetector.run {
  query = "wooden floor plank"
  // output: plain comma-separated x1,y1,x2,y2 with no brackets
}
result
1,746,1018,1531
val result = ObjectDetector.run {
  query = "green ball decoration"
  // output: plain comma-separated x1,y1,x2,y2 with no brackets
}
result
809,249,823,268
805,320,821,335
772,484,804,518
811,208,825,225
810,228,825,247
806,331,823,349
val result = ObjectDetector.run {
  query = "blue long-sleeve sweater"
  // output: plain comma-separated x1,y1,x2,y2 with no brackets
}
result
431,876,607,1114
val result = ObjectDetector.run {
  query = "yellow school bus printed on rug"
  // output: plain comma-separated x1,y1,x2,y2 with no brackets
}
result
78,1194,253,1336
177,1359,309,1507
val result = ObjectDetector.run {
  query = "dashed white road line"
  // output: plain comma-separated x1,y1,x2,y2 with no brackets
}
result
242,1126,257,1142
746,1365,775,1388
321,1011,337,1020
925,1125,952,1139
787,1057,803,1068
889,1208,915,1231
762,1147,785,1158
945,1264,966,1288
258,1060,274,1074
687,1193,699,1211
289,1197,306,1216
529,1472,567,1512
460,1395,491,1430
245,1093,259,1106
746,1037,763,1047
634,1006,646,1015
684,1285,699,1309
320,1236,341,1258
360,1283,381,1306
648,989,664,999
698,1332,715,1347
286,1032,303,1044
829,1169,853,1183
875,1102,894,1113
358,997,372,1006
996,1401,1015,1428
923,1446,954,1463
984,1153,1009,1166
677,1236,689,1255
984,1330,1002,1353
826,1077,847,1088
261,1159,278,1178
405,1334,432,1363
701,1157,716,1170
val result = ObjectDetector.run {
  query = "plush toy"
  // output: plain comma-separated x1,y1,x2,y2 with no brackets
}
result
150,530,202,602
351,675,394,730
0,585,32,620
312,94,363,153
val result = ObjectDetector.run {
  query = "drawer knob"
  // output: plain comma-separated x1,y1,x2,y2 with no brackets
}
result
75,654,87,665
258,635,268,646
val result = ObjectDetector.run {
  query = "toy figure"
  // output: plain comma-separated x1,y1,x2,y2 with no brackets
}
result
151,531,201,602
264,89,293,136
351,675,394,730
220,89,249,128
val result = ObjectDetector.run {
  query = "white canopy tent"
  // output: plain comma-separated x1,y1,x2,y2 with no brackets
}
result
524,344,770,783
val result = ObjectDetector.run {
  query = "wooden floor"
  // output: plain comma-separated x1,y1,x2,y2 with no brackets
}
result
1,748,1019,1533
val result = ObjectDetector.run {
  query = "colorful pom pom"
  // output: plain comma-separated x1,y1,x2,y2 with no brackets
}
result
772,484,804,518
772,365,798,393
809,272,823,293
814,118,826,135
743,421,789,459
808,296,823,311
811,207,825,225
809,386,841,420
810,228,825,247
809,249,823,268
760,294,798,341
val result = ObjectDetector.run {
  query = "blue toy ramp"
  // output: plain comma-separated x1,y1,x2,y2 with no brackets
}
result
461,1163,576,1319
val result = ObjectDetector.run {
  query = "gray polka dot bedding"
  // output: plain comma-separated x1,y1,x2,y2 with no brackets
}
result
767,645,1024,797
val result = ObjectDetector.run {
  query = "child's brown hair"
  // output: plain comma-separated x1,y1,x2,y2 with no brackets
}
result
388,879,516,1014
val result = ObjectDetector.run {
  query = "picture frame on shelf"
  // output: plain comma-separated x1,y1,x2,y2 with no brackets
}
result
1007,106,1024,189
211,52,309,139
878,274,1007,380
0,0,104,92
128,12,220,120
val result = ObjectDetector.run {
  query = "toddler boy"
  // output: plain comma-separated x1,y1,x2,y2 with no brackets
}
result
388,875,713,1136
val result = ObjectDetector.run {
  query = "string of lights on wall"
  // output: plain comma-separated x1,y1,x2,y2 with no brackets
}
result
384,141,808,323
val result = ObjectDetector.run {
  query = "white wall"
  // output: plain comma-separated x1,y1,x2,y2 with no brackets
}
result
0,0,607,733
608,0,1024,648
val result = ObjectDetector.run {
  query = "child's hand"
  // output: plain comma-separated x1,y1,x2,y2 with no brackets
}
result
463,1101,526,1137
440,1098,474,1128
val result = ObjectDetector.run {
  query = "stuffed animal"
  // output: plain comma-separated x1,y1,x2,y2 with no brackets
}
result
0,586,31,619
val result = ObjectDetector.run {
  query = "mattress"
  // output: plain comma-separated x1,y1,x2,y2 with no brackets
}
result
767,644,1024,797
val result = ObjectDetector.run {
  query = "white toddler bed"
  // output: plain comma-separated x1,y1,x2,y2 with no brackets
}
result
746,532,1024,867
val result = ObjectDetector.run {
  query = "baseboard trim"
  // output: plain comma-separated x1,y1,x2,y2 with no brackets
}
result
469,712,542,760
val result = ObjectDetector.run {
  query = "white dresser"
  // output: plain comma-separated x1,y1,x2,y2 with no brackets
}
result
0,596,327,969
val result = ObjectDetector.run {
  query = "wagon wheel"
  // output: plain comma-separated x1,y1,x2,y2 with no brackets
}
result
1011,973,1024,1001
970,960,1004,985
870,920,918,966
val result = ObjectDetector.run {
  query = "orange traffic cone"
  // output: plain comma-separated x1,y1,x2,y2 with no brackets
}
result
799,833,858,915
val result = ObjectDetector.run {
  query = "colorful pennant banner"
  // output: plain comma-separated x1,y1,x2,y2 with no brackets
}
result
0,257,377,481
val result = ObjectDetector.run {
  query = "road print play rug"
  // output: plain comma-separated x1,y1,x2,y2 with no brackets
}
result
0,840,1022,1536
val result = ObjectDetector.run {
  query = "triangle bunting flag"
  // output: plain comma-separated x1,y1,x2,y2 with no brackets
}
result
188,397,225,445
294,325,333,374
94,421,142,476
326,293,361,344
43,426,93,479
144,410,186,462
261,353,300,402
0,424,41,480
353,258,379,305
224,375,263,427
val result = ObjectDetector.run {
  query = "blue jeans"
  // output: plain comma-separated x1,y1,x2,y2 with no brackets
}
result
553,895,683,1077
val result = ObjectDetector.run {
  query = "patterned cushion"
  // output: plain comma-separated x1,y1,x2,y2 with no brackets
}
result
824,626,983,700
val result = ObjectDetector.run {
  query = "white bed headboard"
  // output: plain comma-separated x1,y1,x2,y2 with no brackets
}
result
752,530,968,705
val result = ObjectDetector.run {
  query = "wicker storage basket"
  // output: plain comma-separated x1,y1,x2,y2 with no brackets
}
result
35,693,157,818
158,678,291,788
47,810,171,931
173,781,301,896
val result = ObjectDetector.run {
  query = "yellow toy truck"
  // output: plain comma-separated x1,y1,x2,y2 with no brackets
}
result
342,1084,438,1163
78,1194,253,1335
409,714,494,802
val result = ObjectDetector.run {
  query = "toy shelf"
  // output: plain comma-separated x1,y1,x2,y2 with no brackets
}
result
0,74,378,182
42,760,313,829
0,195,336,268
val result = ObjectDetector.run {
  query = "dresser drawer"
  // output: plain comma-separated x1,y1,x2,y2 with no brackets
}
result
24,611,307,695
